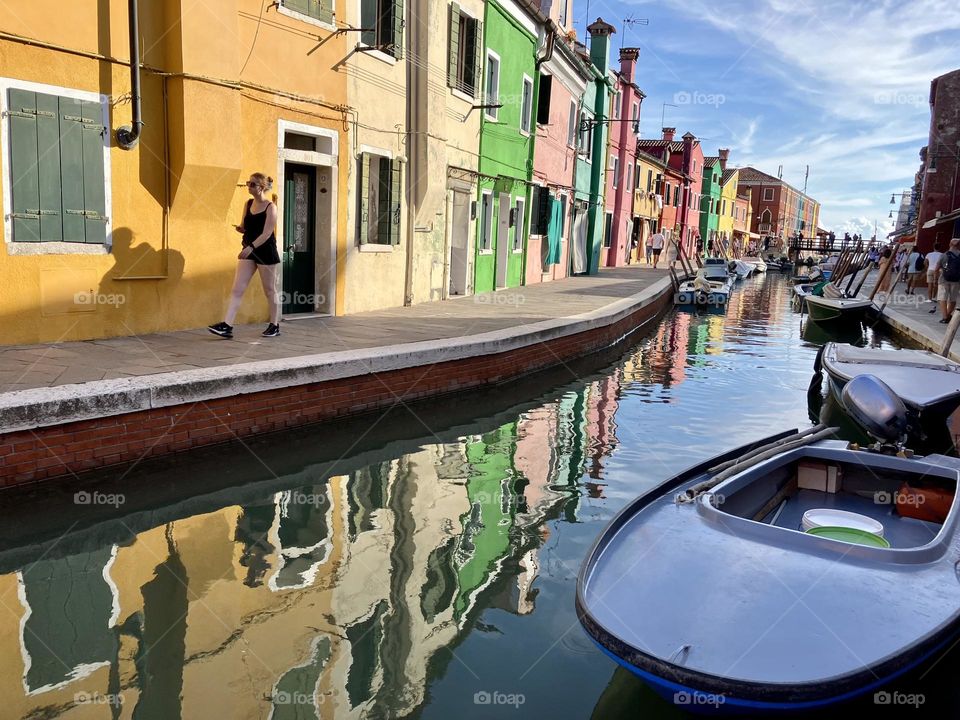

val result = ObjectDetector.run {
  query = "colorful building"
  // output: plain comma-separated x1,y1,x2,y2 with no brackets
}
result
633,150,667,261
699,155,723,252
718,156,738,248
601,48,644,268
637,127,702,257
474,0,541,292
0,0,351,345
915,68,960,253
738,166,820,252
733,187,753,249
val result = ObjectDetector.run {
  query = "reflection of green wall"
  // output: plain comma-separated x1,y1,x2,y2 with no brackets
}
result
689,320,710,362
453,423,518,618
554,390,587,523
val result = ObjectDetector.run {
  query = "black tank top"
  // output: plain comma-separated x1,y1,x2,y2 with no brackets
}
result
242,200,276,246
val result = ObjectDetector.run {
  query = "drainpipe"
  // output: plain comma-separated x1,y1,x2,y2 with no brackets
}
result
116,0,142,149
403,0,418,305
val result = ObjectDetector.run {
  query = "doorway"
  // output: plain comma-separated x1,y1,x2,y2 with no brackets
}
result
496,193,510,288
282,163,317,315
449,190,471,296
571,205,588,274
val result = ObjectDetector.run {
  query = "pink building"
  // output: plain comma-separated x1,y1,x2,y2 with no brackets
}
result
602,48,645,267
527,36,590,283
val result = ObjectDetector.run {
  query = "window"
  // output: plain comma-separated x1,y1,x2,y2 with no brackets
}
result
631,102,639,133
558,194,567,236
360,0,403,58
626,163,632,193
613,91,622,120
578,112,593,162
479,191,493,250
6,88,108,244
603,212,613,247
664,184,671,205
763,187,774,201
537,73,552,124
558,0,567,27
514,198,526,251
674,186,680,207
281,0,333,24
357,151,402,245
520,75,533,135
721,199,726,215
447,4,481,96
611,156,619,188
567,101,577,146
530,185,551,235
646,169,653,192
484,51,500,120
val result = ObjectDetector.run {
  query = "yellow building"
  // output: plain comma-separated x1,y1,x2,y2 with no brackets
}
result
632,150,667,262
718,167,739,247
0,0,353,346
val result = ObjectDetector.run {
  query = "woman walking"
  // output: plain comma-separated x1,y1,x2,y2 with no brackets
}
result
208,173,282,339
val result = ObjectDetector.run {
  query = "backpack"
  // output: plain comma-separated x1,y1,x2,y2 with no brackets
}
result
944,251,960,282
914,253,924,272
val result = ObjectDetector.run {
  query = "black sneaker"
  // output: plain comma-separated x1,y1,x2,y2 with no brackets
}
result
262,323,280,337
208,321,233,338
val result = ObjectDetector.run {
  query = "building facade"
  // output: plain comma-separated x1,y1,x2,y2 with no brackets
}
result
633,150,667,261
699,155,722,252
738,166,820,252
916,68,960,253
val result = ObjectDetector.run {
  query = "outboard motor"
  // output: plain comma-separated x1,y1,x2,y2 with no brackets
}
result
840,374,908,447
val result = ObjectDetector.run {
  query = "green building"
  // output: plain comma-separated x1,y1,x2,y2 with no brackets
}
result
699,155,722,253
571,19,615,276
474,0,541,292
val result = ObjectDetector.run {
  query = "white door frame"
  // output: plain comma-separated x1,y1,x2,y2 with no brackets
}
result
496,192,510,288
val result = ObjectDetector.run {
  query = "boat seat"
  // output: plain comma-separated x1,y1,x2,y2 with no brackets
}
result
822,283,845,299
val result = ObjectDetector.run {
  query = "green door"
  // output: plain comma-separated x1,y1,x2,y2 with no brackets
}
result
282,163,317,314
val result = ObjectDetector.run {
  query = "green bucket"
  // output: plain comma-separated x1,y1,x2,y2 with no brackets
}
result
805,525,890,548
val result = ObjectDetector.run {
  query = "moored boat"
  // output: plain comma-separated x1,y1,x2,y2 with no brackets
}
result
805,294,872,323
577,378,960,713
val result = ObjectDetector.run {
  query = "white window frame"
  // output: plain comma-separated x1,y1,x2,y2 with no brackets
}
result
626,163,632,193
567,100,577,147
763,187,775,201
613,90,622,120
513,197,525,252
611,155,619,188
278,0,337,32
355,0,401,65
520,74,533,136
356,143,399,252
579,111,593,163
484,50,501,121
449,5,481,103
1,77,113,254
479,189,494,253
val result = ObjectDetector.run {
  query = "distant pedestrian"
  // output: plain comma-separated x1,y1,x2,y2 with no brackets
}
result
876,246,894,295
938,239,960,323
665,234,679,270
651,230,665,268
926,243,943,312
645,234,654,265
208,172,281,339
905,247,923,294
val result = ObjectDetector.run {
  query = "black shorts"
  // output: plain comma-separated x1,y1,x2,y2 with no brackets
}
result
244,239,281,265
652,248,662,257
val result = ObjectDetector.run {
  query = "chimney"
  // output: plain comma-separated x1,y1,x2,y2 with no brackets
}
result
682,132,695,175
718,148,729,172
587,18,616,74
619,47,639,84
662,127,676,142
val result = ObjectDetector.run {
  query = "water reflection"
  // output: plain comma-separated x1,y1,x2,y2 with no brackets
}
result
0,275,941,720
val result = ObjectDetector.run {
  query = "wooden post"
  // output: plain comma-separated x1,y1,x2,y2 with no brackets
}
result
939,311,960,357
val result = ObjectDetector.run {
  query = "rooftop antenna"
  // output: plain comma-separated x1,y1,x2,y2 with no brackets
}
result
803,164,809,193
621,16,649,49
778,164,783,179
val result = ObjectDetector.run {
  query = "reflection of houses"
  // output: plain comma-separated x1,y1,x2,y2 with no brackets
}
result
1,404,594,719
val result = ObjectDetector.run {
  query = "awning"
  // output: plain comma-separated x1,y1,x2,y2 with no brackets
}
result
887,224,915,239
921,207,960,229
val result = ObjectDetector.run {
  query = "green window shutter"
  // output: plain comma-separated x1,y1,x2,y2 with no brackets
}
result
447,4,460,89
58,96,87,243
317,0,333,24
389,159,402,245
358,152,370,244
472,20,483,98
80,99,107,244
284,0,309,14
7,89,41,242
392,0,404,59
360,0,376,46
36,92,63,242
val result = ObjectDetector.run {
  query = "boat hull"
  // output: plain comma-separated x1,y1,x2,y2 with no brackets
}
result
805,295,870,324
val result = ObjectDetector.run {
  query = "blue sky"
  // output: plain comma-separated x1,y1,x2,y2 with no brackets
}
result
572,0,960,237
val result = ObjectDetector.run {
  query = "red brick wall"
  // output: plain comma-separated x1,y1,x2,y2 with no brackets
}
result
0,290,671,488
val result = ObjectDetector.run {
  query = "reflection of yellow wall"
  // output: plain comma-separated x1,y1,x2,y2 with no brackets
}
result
718,170,738,241
0,0,349,345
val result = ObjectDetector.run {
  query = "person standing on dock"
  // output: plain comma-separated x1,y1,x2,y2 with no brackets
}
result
937,239,960,324
645,234,654,265
905,247,923,295
925,243,943,313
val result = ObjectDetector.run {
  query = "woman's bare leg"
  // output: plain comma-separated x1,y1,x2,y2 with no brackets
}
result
225,260,257,325
258,264,282,324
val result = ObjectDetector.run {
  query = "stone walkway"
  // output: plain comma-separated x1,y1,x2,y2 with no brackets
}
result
0,267,669,394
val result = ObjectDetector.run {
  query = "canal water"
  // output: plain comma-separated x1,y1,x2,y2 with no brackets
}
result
1,273,956,719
